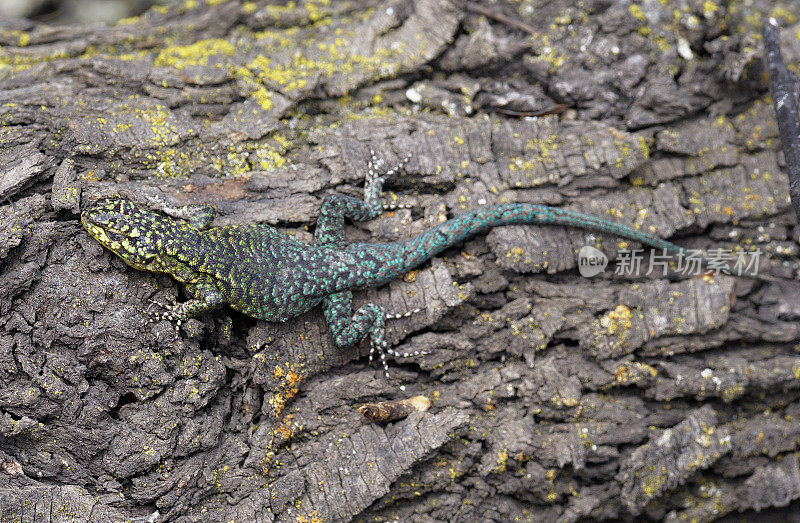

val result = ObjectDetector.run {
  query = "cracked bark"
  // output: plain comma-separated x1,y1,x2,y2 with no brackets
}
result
1,0,800,521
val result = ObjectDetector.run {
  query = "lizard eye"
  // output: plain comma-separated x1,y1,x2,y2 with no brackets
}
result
93,212,111,224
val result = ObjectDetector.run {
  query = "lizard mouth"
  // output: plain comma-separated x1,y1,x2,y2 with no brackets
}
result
82,220,119,249
81,211,125,248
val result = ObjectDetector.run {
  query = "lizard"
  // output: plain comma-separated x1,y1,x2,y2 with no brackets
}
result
81,151,769,382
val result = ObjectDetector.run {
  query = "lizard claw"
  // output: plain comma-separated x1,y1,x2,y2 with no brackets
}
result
382,201,414,211
368,151,411,185
386,347,429,358
385,307,422,320
370,338,427,391
369,338,392,381
367,148,382,185
145,298,182,337
382,153,411,179
364,151,413,217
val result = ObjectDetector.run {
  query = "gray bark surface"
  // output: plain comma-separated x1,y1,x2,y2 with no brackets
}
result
1,1,800,521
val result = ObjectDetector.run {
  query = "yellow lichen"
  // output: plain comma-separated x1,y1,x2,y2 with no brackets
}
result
638,136,650,159
494,449,509,473
251,86,274,110
629,4,646,22
601,305,633,335
702,1,720,18
117,15,140,25
154,38,235,69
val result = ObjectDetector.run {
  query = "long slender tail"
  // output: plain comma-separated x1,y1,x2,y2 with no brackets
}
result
346,204,770,287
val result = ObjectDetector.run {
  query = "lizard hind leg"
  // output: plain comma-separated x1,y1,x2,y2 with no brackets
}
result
365,148,411,215
323,291,410,389
314,150,411,247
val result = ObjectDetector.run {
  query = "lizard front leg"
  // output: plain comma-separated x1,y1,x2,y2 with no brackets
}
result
148,259,227,323
157,282,225,324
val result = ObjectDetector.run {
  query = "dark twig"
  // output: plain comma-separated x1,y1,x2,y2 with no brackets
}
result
763,19,800,224
494,104,566,117
464,1,538,36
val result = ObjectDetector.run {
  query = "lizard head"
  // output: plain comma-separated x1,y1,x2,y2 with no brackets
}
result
82,198,167,271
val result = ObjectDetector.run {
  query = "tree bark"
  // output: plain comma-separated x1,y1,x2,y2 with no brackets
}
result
1,1,800,521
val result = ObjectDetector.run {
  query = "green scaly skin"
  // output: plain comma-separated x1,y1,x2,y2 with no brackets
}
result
81,153,768,381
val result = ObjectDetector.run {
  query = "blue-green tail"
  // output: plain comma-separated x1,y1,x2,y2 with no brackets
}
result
345,204,770,287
